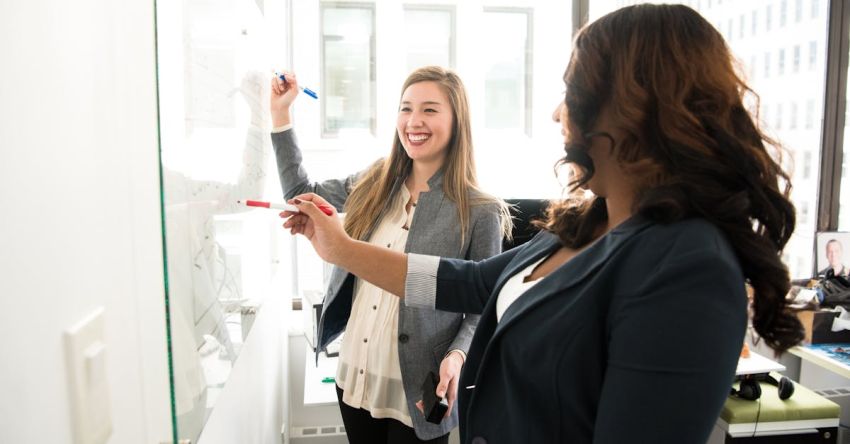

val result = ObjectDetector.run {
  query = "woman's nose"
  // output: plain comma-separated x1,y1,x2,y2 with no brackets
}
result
407,112,424,128
552,102,565,123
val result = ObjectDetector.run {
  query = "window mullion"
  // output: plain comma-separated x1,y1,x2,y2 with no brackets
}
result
817,0,850,231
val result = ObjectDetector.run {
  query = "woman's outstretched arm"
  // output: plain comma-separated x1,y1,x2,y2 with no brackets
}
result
283,193,409,297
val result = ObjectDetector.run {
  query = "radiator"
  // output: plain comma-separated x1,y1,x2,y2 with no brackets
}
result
289,424,347,444
814,387,850,444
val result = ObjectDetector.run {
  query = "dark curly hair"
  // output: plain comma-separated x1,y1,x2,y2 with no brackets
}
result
536,4,804,353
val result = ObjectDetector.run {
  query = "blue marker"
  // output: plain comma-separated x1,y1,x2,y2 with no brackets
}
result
277,72,318,99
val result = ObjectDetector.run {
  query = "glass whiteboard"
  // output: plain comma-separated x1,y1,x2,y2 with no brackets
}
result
154,0,283,440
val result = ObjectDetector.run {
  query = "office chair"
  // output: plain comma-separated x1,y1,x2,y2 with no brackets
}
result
503,199,549,251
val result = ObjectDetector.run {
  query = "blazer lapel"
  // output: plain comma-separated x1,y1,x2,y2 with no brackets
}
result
490,233,562,294
492,216,652,337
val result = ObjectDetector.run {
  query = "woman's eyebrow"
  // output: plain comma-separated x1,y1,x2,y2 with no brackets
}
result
400,100,443,106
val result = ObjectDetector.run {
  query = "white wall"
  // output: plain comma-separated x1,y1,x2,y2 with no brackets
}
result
0,1,171,443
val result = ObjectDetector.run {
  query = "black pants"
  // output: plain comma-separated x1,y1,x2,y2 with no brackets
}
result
335,386,449,444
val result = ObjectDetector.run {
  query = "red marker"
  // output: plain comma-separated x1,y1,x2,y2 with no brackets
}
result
240,199,334,216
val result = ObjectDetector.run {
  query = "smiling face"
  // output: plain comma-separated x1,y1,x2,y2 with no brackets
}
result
396,81,454,166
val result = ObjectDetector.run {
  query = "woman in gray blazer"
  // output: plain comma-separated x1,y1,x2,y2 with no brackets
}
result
270,66,510,443
282,5,805,443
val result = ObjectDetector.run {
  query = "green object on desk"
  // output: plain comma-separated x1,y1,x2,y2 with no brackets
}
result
321,377,335,383
722,376,839,424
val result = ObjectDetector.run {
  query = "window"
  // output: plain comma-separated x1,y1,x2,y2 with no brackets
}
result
803,150,813,179
752,10,758,35
564,1,832,276
809,40,818,70
764,52,771,78
800,201,810,225
292,1,572,199
482,9,532,135
403,6,455,72
763,103,770,128
790,102,798,129
739,14,745,39
766,5,772,31
750,55,757,80
793,44,801,73
806,99,815,129
320,3,376,137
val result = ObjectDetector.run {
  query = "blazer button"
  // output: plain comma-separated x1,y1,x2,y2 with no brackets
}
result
471,437,487,444
398,334,409,343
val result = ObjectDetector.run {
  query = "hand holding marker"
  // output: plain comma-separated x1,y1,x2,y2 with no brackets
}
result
239,199,334,216
276,72,318,99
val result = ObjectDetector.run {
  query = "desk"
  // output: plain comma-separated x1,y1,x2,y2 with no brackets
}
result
303,345,339,406
789,345,850,380
708,352,840,443
737,351,786,375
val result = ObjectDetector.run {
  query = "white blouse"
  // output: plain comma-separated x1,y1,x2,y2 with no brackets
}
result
336,186,415,426
495,255,547,322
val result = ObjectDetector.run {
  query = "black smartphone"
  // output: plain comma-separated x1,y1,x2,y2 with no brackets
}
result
421,371,449,424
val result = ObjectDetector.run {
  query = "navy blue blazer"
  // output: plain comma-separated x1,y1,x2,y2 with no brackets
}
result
423,217,747,444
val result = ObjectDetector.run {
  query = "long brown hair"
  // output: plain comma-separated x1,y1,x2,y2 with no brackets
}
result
537,4,803,353
343,66,511,246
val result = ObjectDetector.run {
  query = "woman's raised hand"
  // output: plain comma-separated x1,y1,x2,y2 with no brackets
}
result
270,70,299,127
281,193,351,265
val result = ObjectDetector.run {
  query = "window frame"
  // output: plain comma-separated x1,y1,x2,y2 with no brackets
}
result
817,0,850,232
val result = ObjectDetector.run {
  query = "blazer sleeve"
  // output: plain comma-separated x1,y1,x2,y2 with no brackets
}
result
447,203,504,356
271,129,359,211
592,248,747,443
405,243,521,315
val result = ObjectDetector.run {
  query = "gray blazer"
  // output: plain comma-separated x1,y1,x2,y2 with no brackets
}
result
272,129,503,439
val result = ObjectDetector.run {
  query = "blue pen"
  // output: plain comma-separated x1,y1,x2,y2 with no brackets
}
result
277,72,318,99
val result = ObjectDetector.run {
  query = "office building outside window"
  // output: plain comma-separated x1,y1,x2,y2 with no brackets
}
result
790,102,797,130
766,4,772,31
806,99,815,129
740,14,745,39
793,44,800,73
765,52,771,78
752,9,758,35
809,40,818,70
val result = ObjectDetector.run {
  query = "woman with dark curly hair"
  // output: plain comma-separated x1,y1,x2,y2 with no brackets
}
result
281,4,804,443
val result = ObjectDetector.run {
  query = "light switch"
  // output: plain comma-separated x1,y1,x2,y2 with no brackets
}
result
64,307,112,444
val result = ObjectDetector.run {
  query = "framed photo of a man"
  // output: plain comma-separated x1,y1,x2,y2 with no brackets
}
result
815,232,850,278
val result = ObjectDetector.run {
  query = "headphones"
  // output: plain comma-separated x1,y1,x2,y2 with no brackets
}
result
730,373,794,401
